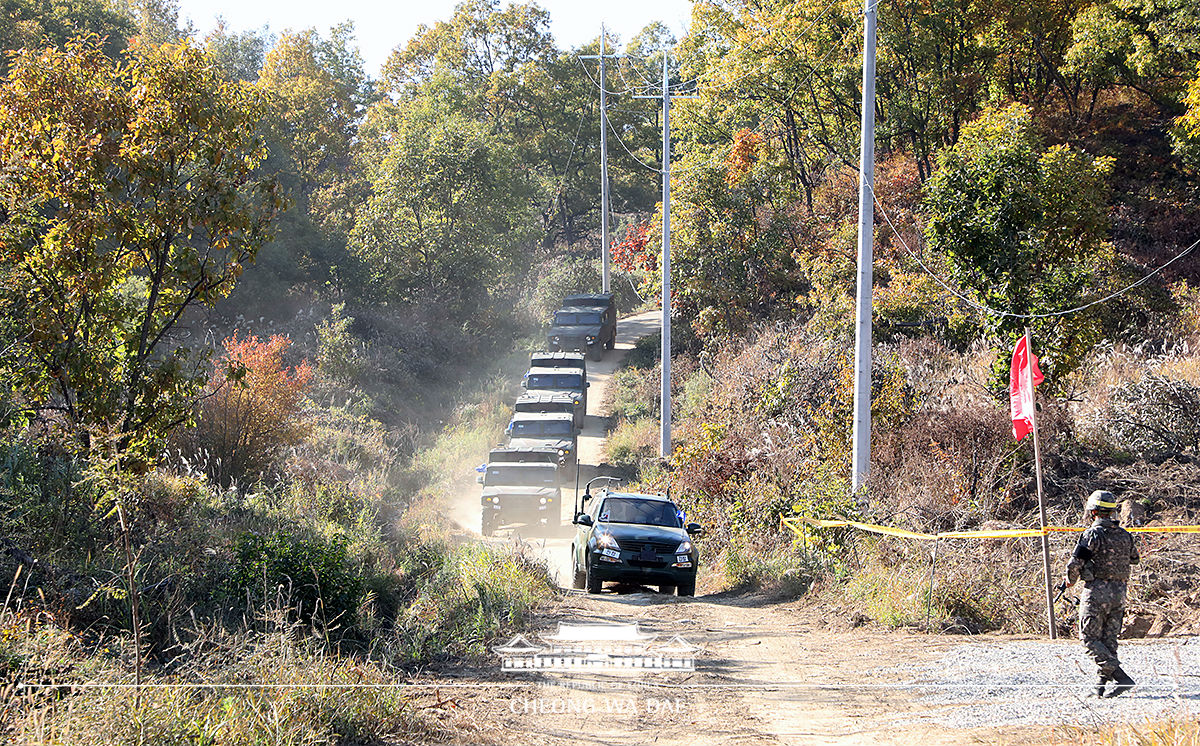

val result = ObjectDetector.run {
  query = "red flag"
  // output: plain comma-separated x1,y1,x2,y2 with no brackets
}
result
1009,335,1044,441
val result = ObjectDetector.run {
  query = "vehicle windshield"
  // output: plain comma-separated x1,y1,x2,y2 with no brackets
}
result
515,401,570,413
597,498,682,527
532,356,582,368
483,465,557,486
510,420,573,437
526,373,583,390
554,311,602,326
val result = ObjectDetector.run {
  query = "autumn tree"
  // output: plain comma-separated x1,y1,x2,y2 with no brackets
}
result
0,39,284,465
191,333,313,486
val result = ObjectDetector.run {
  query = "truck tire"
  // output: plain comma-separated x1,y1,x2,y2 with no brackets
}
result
482,515,497,537
659,584,676,595
588,345,603,362
606,332,615,350
677,579,695,597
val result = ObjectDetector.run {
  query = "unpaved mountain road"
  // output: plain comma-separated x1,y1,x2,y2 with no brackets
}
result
432,313,1200,745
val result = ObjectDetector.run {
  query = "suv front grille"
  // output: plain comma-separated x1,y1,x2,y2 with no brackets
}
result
628,541,677,555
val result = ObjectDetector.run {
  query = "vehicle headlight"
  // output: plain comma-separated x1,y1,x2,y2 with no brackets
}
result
491,497,500,504
675,540,692,554
596,532,619,550
586,335,596,342
539,497,547,504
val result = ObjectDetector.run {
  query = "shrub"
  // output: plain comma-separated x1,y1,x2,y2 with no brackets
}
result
191,333,314,486
230,530,363,629
604,418,659,468
314,302,366,384
1098,374,1200,460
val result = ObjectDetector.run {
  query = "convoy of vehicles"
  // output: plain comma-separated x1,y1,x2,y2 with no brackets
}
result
570,490,703,596
473,293,703,593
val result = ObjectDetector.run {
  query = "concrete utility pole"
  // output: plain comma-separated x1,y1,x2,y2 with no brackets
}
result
600,27,611,294
634,56,694,458
659,54,671,458
581,28,619,294
850,0,878,495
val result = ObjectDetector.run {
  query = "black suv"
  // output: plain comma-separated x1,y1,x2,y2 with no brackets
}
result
486,446,564,467
477,461,561,536
548,306,616,361
571,491,703,596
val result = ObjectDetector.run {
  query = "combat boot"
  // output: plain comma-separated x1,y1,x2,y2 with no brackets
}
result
1094,674,1108,698
1105,667,1135,698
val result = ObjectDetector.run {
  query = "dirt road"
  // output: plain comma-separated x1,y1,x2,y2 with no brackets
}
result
433,313,1199,745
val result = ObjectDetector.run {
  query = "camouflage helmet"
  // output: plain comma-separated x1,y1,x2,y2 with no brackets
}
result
1085,490,1118,513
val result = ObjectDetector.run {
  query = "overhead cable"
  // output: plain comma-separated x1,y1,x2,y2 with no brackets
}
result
868,182,1200,320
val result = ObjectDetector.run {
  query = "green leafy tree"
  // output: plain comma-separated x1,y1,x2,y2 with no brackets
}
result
670,129,807,337
240,25,370,296
0,39,284,465
924,104,1115,382
350,103,536,315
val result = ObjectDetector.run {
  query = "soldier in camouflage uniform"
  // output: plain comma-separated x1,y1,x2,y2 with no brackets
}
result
1065,490,1140,697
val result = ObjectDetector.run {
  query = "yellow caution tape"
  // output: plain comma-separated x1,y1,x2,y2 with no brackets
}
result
1128,525,1200,534
780,516,1200,541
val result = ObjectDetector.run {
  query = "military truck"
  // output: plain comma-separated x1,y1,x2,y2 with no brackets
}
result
477,461,561,536
529,350,587,375
505,411,578,473
514,390,584,433
522,366,589,413
547,306,615,361
563,292,617,323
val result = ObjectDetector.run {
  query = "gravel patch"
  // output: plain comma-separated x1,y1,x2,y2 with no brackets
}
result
877,637,1200,728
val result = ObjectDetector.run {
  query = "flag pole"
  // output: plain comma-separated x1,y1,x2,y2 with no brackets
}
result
1025,328,1057,640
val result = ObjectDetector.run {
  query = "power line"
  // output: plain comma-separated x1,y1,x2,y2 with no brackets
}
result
605,115,660,172
552,103,591,209
576,56,650,97
868,182,1200,320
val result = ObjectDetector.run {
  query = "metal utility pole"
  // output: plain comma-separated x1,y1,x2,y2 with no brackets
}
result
581,28,618,294
850,0,878,496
